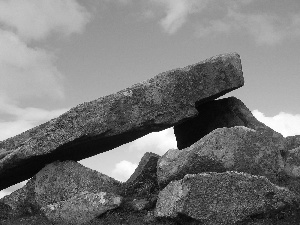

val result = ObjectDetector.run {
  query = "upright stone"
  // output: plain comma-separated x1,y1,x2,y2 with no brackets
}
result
0,53,244,190
174,97,283,149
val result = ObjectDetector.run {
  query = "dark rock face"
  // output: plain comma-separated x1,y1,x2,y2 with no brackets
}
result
174,97,283,150
122,152,160,198
157,126,285,189
285,135,300,151
155,172,300,225
0,53,244,191
280,146,300,197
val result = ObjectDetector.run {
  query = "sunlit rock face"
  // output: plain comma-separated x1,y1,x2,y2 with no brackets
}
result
157,126,285,189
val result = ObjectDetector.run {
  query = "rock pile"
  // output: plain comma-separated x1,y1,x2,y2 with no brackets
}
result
1,53,300,224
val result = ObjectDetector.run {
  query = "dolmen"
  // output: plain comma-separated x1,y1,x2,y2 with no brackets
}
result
1,53,300,225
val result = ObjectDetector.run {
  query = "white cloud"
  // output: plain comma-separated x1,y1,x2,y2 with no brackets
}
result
127,128,177,154
150,0,208,34
0,0,91,103
0,30,64,101
253,110,300,137
0,0,89,141
112,160,138,182
0,0,90,41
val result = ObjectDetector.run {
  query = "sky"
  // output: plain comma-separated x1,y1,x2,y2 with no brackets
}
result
1,0,300,198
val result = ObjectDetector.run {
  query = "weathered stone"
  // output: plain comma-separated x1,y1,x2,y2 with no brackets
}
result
0,201,13,220
283,147,300,178
41,191,122,225
157,126,285,189
0,160,122,221
155,171,300,225
122,152,160,198
0,178,38,218
128,198,151,211
174,97,283,150
280,146,300,196
0,53,244,191
33,160,122,208
285,135,300,151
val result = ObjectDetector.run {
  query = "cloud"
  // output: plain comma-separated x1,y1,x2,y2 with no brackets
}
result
150,0,208,34
127,128,177,154
112,160,138,182
0,0,90,141
0,30,64,101
195,1,300,45
0,0,90,41
142,0,300,45
252,110,300,137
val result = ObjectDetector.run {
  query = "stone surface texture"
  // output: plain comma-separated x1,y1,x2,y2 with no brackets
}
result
41,191,122,225
122,152,160,198
157,126,285,189
285,135,300,151
155,172,300,225
0,53,244,191
0,160,122,220
174,96,283,150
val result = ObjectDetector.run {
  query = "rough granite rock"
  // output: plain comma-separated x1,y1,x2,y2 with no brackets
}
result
0,160,122,219
0,178,38,219
285,135,300,151
0,53,244,191
155,171,300,225
122,152,160,198
41,191,122,225
174,96,283,150
157,126,285,189
280,146,300,196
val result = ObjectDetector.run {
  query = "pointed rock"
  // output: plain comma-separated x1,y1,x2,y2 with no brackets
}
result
155,172,300,225
0,160,122,220
174,96,283,150
0,53,244,191
122,152,160,198
157,126,285,189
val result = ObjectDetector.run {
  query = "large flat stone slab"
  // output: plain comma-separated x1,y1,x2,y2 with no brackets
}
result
0,53,243,190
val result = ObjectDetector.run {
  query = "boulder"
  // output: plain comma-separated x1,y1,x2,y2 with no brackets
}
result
174,96,283,150
155,171,300,225
0,160,122,219
122,152,160,198
0,53,244,191
157,126,285,189
41,191,122,225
